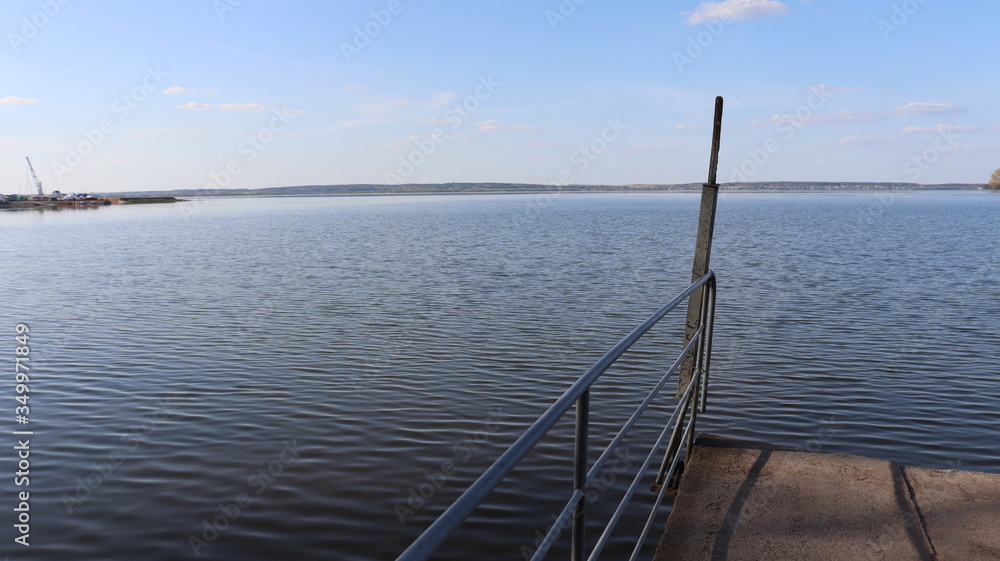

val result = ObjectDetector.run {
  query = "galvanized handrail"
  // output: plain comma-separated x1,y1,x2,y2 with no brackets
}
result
396,270,717,561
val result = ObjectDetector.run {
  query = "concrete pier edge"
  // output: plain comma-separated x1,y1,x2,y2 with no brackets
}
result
653,434,1000,561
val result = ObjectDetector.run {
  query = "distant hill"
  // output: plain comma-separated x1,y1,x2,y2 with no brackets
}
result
105,181,987,198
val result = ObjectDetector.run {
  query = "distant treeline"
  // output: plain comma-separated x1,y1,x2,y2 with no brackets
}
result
107,181,987,198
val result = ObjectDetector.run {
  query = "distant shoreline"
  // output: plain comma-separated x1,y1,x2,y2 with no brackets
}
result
105,182,990,199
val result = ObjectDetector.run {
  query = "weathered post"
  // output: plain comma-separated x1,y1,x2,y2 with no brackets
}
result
678,96,723,396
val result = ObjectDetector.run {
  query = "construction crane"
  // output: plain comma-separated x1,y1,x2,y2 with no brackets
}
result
25,157,43,195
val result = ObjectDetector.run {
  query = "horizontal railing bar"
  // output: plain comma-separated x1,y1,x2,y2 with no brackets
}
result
396,272,715,561
584,325,704,484
586,370,702,561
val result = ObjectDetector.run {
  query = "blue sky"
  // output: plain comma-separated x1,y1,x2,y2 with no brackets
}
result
1,0,997,193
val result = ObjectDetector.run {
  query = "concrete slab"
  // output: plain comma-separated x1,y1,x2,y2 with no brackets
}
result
904,466,1000,561
653,436,936,561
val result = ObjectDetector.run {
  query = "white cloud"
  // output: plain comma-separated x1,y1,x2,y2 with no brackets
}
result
178,102,303,114
684,0,789,25
475,120,555,133
944,144,1000,153
749,109,881,126
892,102,966,116
122,127,205,139
838,136,896,145
675,124,701,130
0,140,49,149
377,133,477,148
336,117,399,128
420,117,462,127
358,99,413,115
163,87,218,95
0,96,37,106
901,125,980,134
429,90,457,108
749,102,969,129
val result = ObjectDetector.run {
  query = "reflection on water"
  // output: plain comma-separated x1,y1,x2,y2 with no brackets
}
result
0,192,997,560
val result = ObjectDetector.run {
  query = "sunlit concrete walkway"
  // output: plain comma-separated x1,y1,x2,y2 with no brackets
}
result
653,435,1000,561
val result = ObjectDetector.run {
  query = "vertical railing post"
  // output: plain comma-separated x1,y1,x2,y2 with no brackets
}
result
700,279,716,412
572,390,589,561
678,96,724,397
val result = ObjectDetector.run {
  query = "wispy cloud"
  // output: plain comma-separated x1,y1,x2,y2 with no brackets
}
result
749,109,881,126
420,117,462,127
944,144,1000,153
891,102,966,115
0,96,37,106
901,125,980,134
178,102,303,114
475,120,555,133
684,0,789,25
357,99,412,115
341,90,460,128
336,117,401,128
122,127,205,139
163,87,218,96
675,124,701,130
428,91,456,108
376,133,477,148
0,140,49,148
750,101,968,128
838,136,896,145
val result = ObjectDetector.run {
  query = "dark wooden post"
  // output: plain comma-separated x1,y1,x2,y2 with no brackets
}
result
678,96,723,396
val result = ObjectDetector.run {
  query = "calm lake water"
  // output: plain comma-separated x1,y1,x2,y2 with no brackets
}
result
1,191,997,560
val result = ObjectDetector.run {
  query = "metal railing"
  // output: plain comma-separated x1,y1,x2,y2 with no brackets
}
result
396,270,717,561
